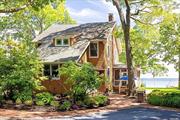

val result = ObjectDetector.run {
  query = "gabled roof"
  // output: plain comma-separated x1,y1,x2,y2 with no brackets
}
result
33,24,79,42
37,22,116,63
39,40,90,63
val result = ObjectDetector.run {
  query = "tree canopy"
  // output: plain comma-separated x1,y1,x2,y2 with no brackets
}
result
0,1,76,40
0,0,64,13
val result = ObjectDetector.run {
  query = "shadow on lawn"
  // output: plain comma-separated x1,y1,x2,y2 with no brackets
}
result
74,107,180,120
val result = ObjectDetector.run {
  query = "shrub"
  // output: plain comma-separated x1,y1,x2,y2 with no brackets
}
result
84,96,98,108
60,62,102,102
50,101,59,107
76,100,85,107
36,101,45,106
15,98,22,105
84,95,108,108
13,91,32,102
35,92,54,105
0,40,42,101
59,101,71,111
94,95,108,106
147,90,180,108
24,100,33,106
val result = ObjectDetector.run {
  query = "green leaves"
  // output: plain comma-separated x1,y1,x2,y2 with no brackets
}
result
0,40,42,100
59,61,102,102
0,1,76,40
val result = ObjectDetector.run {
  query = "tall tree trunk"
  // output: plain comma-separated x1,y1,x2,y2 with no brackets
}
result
113,0,135,96
124,26,135,95
124,0,135,96
178,54,180,89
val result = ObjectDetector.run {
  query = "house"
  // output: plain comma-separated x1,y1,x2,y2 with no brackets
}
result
34,14,130,94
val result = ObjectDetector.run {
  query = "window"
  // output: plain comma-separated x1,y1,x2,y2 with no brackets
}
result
43,64,59,79
51,64,59,78
56,38,62,45
44,64,50,76
89,42,98,58
55,38,69,46
63,38,69,45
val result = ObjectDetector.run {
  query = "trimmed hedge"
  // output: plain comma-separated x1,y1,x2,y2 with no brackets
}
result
147,89,180,108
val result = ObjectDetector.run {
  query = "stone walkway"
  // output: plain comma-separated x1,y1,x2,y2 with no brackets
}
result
0,94,179,120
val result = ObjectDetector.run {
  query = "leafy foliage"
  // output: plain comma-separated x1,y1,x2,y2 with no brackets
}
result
24,100,33,106
36,100,45,106
0,1,76,40
35,92,54,105
59,100,71,111
59,61,102,102
0,0,64,13
156,15,180,70
0,40,42,100
147,89,180,108
50,101,60,107
83,95,108,108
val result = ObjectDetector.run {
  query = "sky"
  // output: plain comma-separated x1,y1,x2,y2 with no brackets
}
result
66,0,179,78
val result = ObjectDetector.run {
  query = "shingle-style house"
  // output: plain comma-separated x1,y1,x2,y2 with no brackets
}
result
34,14,130,94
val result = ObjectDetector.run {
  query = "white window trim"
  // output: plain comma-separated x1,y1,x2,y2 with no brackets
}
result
89,42,99,58
55,38,69,47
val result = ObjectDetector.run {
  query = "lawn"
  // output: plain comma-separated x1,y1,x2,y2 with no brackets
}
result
146,88,180,92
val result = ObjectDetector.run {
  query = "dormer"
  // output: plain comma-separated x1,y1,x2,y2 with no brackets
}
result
54,37,70,47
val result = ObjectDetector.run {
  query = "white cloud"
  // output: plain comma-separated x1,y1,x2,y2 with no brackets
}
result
67,7,101,17
99,0,120,22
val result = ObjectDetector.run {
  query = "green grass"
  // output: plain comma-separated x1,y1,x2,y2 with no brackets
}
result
146,87,180,93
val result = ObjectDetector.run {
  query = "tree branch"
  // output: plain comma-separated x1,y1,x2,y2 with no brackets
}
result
129,0,145,5
0,0,34,13
130,16,161,25
112,0,126,30
125,0,130,25
131,5,158,16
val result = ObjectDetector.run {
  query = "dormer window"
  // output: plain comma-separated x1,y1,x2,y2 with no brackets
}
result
55,38,69,46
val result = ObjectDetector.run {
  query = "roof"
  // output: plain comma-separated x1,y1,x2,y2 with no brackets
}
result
37,22,116,63
39,40,90,63
33,24,78,42
113,63,127,69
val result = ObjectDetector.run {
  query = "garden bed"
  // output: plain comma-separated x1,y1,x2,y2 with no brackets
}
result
0,92,109,112
0,94,140,119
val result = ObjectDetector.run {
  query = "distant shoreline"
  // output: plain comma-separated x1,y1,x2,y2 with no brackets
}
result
141,78,178,88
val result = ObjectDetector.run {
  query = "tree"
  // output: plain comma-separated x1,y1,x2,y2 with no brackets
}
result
157,15,180,88
108,0,174,95
0,39,42,100
0,1,75,40
0,0,64,13
114,25,168,77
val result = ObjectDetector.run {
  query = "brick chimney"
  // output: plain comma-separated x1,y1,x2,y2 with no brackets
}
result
108,13,114,22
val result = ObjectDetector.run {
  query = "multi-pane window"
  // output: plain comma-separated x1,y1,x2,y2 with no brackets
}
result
43,64,59,79
89,42,98,57
55,38,69,46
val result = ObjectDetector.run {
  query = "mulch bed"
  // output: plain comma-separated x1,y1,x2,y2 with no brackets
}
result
0,94,141,119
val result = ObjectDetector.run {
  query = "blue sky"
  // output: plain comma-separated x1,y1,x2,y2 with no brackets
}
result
66,0,119,23
65,0,178,78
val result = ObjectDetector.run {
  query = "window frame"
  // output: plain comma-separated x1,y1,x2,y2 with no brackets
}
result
43,64,60,80
55,37,69,47
89,42,99,58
